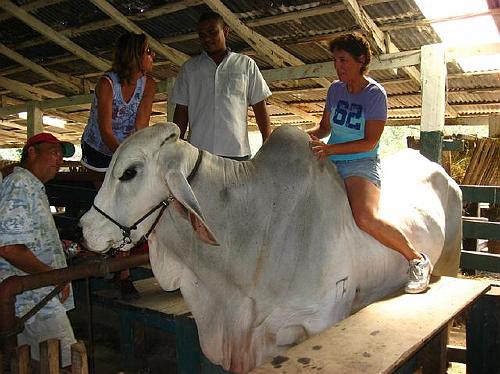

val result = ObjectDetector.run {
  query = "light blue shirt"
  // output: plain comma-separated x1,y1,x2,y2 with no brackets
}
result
325,77,387,161
0,167,74,320
82,71,146,156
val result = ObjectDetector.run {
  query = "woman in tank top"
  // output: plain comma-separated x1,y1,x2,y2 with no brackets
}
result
81,32,156,173
80,32,155,300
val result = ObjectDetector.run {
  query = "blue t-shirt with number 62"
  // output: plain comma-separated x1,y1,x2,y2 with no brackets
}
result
325,77,387,161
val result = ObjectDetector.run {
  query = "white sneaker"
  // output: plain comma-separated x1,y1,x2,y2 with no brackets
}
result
405,253,433,294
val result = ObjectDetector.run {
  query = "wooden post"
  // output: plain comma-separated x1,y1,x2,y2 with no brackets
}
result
467,286,500,374
71,341,89,374
489,114,500,137
10,345,30,374
420,44,446,164
26,101,44,138
40,338,60,374
165,77,176,123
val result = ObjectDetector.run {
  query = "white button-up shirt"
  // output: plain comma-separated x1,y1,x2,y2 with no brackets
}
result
172,51,271,157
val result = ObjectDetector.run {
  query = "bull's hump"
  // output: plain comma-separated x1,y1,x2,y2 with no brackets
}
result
255,125,311,162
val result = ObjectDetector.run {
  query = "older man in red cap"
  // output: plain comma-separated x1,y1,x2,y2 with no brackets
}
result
0,133,76,368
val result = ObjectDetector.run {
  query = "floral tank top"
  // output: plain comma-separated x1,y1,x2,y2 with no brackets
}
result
82,71,146,156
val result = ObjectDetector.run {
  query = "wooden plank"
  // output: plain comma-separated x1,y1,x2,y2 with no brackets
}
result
92,278,190,317
0,1,109,71
460,185,500,204
70,341,88,374
204,0,304,68
490,114,500,137
39,339,60,374
463,220,500,240
442,139,464,151
10,344,30,374
251,277,489,374
0,76,41,101
261,49,421,82
460,251,500,273
88,0,189,67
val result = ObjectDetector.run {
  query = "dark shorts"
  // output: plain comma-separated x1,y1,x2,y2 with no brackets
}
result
333,157,382,189
81,141,112,172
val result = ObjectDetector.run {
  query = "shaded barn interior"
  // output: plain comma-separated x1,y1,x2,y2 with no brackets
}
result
0,0,499,148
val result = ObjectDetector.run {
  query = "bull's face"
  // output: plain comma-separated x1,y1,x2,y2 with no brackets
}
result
80,122,218,254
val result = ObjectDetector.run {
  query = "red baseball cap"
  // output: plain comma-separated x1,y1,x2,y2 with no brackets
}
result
23,133,75,158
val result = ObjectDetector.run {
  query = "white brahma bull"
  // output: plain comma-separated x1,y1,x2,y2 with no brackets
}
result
80,122,461,373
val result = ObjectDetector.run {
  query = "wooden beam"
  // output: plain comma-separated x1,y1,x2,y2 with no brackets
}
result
340,0,458,118
267,97,319,123
3,0,385,53
0,76,64,100
88,0,189,67
0,0,110,71
489,114,500,137
341,0,387,53
0,76,41,101
26,101,43,136
203,0,302,68
447,42,500,60
0,125,26,138
0,42,81,94
262,49,420,82
0,0,62,22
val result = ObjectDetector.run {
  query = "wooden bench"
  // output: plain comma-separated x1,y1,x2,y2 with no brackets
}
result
91,277,227,374
252,276,493,374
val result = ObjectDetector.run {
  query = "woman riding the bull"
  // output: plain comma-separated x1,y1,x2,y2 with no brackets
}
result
80,32,156,300
307,32,432,294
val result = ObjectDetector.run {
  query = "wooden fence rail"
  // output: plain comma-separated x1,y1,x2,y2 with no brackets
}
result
460,185,500,273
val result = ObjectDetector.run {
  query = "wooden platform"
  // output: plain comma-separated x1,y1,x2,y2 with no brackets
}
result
252,276,490,374
92,276,497,374
93,277,189,320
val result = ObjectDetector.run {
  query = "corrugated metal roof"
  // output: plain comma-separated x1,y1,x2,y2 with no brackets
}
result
0,0,498,146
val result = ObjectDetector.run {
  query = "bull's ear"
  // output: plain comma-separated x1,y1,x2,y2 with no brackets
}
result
165,170,219,246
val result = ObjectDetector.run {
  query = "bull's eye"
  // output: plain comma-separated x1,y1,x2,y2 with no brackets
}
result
119,167,137,181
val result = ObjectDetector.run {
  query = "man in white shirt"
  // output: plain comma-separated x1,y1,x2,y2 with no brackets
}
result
172,11,272,160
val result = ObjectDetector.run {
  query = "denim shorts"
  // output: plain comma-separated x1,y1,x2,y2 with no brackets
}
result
333,157,382,188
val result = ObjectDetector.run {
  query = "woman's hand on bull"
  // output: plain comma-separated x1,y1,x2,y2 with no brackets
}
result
310,138,333,160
